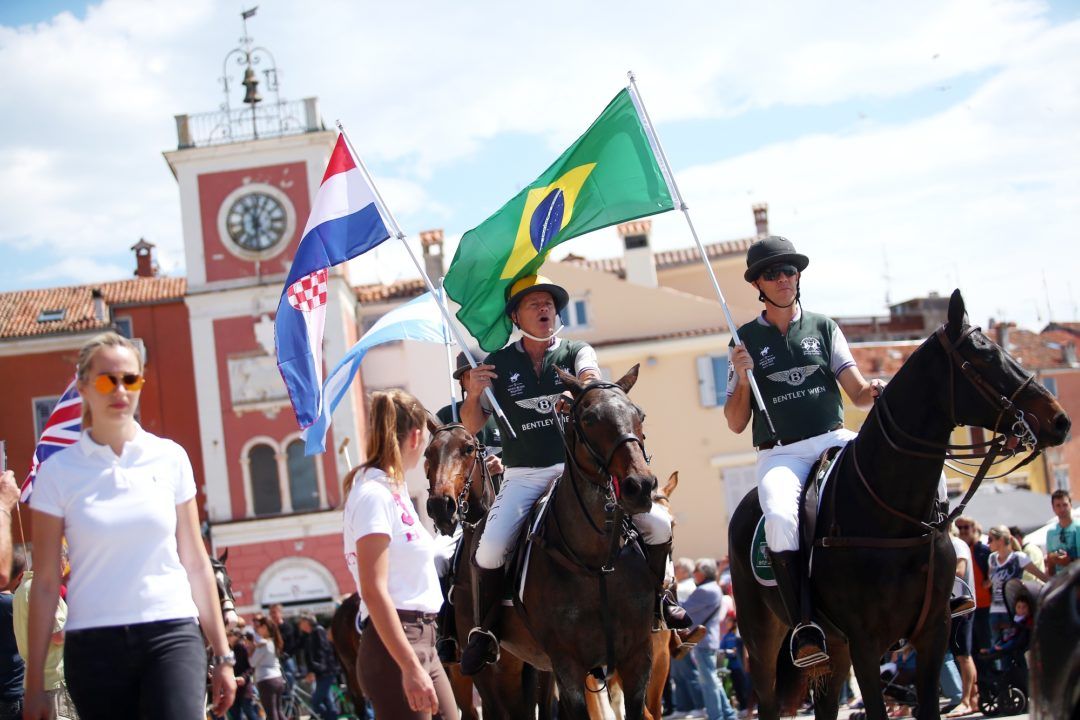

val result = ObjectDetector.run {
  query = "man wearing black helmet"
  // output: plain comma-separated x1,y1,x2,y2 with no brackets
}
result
455,274,691,676
725,236,884,668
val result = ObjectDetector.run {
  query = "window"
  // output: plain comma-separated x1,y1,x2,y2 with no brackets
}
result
1054,466,1070,492
696,355,730,407
287,440,320,512
36,309,65,323
249,444,282,516
32,397,61,440
113,316,133,339
1042,376,1057,397
559,299,589,329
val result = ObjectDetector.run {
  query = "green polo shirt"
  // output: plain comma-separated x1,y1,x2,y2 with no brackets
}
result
484,338,595,468
729,310,853,448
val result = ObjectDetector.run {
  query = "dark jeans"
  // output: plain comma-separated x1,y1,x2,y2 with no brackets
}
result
0,698,22,720
257,677,286,720
311,674,339,720
65,618,206,720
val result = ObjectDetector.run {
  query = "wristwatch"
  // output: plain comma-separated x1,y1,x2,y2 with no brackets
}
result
212,651,237,668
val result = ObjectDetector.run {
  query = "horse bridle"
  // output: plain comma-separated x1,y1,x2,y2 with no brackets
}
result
428,423,494,531
212,562,236,618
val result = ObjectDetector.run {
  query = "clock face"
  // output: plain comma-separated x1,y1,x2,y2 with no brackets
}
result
225,192,288,252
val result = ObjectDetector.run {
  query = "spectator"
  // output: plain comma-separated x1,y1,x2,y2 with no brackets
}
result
668,558,704,717
344,389,457,719
299,615,341,720
956,515,992,654
981,597,1033,658
946,522,977,718
1008,525,1045,582
984,526,1048,649
0,547,27,720
682,558,736,720
1046,490,1080,576
250,616,286,720
24,332,235,720
12,544,76,719
229,628,259,720
0,472,18,588
720,614,751,717
268,603,300,688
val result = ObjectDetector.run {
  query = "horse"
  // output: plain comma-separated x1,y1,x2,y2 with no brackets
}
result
729,289,1071,720
211,549,238,630
424,420,547,720
585,471,694,720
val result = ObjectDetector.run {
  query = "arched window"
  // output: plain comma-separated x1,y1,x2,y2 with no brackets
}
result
249,443,281,516
287,440,320,512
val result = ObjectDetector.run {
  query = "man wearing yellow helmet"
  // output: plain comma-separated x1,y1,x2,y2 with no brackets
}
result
456,274,690,675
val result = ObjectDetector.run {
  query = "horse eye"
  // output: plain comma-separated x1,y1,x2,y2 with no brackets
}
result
463,444,476,456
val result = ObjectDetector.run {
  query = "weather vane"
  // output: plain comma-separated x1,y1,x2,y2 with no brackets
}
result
220,6,282,140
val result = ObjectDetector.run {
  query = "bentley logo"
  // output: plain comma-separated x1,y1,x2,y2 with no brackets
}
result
515,395,560,414
766,366,820,387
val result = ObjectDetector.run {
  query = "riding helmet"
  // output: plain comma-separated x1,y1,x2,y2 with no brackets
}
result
744,236,810,282
504,274,570,318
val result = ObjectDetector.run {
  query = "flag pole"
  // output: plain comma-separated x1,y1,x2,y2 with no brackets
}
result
335,122,517,438
438,277,460,423
626,72,777,438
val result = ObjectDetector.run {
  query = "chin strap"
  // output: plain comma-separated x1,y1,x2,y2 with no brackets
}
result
516,321,565,342
758,281,801,310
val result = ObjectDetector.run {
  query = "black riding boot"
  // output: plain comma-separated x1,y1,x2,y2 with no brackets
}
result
645,541,693,630
769,550,828,667
459,567,504,676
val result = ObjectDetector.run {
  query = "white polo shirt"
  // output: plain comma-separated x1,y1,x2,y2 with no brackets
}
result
343,467,443,621
30,426,200,631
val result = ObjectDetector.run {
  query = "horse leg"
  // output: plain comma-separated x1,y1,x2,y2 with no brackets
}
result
445,664,479,720
616,643,654,720
812,638,851,720
584,674,608,719
912,624,949,720
555,664,591,720
744,614,786,720
849,638,889,720
644,632,670,720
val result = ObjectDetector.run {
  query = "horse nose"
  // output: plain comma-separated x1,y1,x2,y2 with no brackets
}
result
1051,411,1071,442
426,495,456,523
620,473,656,511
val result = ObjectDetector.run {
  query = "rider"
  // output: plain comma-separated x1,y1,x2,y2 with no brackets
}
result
724,237,884,668
456,274,692,676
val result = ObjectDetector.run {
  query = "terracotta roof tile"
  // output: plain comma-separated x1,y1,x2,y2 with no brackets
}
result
617,220,652,237
419,229,444,248
0,276,186,340
565,236,756,278
354,278,428,304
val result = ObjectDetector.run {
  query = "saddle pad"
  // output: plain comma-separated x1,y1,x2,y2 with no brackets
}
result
751,515,777,587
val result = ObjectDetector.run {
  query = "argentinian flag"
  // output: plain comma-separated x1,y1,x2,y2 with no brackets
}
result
304,292,449,455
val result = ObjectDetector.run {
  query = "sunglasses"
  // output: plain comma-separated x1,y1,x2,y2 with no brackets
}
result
760,264,798,281
956,524,972,530
93,373,145,394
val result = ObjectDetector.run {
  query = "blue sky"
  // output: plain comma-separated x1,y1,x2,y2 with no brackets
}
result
2,0,1078,328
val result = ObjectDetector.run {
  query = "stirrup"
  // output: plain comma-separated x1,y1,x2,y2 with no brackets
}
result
950,596,976,619
465,627,500,664
790,622,829,668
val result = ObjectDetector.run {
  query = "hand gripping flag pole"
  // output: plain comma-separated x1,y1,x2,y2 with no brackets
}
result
626,72,778,438
336,122,516,439
438,277,460,423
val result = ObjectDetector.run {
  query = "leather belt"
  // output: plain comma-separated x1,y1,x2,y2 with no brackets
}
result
395,609,439,624
757,423,843,451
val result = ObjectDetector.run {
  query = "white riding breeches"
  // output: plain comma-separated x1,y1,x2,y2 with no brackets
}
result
757,428,857,552
474,464,673,570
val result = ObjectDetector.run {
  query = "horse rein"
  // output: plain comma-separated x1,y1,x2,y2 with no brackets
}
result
429,423,495,531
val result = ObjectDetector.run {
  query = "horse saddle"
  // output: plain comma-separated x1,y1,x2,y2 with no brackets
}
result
799,443,847,554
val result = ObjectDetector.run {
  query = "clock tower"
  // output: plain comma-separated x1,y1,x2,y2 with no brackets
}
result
162,9,363,615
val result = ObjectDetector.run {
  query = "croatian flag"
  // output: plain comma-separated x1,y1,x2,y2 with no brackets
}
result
22,377,82,502
304,292,449,455
276,134,390,429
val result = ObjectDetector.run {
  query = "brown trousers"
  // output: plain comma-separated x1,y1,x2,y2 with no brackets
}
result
357,614,459,720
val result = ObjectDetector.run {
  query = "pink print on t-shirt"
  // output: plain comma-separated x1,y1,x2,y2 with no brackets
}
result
392,493,417,541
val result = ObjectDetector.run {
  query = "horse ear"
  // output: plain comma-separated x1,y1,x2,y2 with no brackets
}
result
218,548,228,564
556,367,584,397
946,289,969,339
615,364,640,394
663,471,679,498
426,415,440,435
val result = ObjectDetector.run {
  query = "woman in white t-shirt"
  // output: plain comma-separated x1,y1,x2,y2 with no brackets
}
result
249,616,285,720
343,389,456,719
984,525,1049,647
24,332,236,720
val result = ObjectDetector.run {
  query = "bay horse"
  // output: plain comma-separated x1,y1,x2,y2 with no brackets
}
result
729,290,1071,720
424,419,548,720
211,549,238,630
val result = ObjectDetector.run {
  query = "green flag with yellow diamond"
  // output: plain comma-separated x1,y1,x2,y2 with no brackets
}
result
445,88,675,351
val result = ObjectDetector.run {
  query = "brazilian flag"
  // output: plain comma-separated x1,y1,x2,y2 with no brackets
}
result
444,89,675,351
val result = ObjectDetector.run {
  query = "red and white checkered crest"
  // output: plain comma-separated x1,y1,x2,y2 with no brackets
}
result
286,268,329,313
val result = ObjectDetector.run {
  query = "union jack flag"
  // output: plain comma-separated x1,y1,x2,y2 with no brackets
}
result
22,377,82,502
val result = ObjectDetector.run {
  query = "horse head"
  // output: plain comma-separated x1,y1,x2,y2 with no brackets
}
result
211,549,239,630
424,417,488,536
937,289,1070,449
556,364,657,516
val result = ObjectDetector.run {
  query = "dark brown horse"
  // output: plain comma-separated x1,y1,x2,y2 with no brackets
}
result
424,419,548,719
210,550,238,630
729,290,1071,720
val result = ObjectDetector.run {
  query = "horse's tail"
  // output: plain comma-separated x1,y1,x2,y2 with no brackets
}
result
775,630,811,716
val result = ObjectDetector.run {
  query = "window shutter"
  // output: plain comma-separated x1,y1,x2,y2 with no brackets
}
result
697,355,717,407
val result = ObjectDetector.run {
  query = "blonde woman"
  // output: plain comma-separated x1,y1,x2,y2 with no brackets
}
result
342,390,456,719
24,332,235,719
984,525,1049,649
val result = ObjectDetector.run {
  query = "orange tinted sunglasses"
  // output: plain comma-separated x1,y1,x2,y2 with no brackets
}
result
93,373,145,394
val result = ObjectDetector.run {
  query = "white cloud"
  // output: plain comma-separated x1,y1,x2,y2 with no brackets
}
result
25,256,130,285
